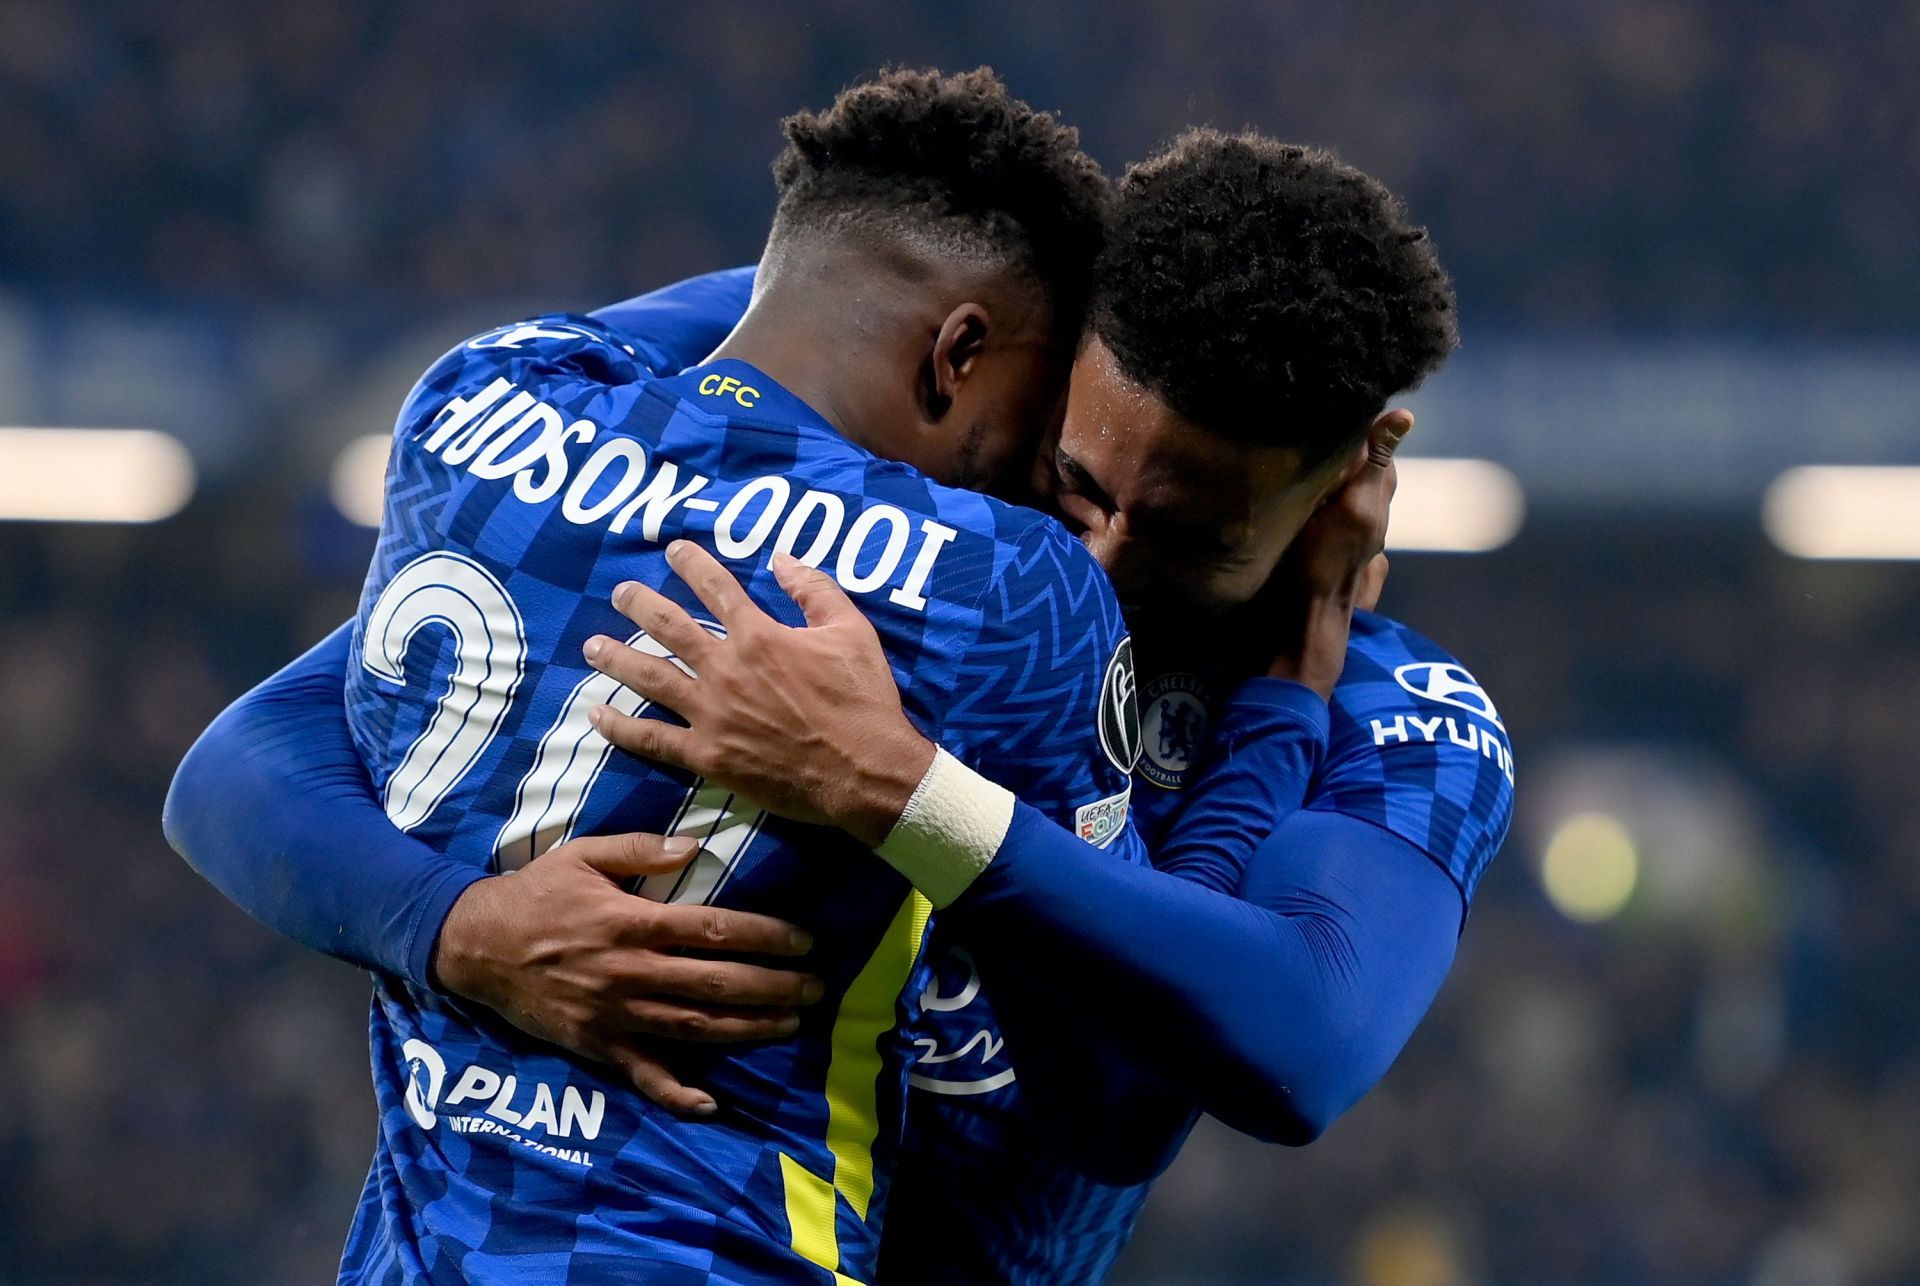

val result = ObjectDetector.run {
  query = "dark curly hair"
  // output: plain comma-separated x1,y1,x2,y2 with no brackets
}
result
771,67,1111,330
1091,130,1458,465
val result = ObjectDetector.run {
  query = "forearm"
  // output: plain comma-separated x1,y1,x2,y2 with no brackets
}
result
896,789,1461,1143
163,624,482,985
1150,677,1329,891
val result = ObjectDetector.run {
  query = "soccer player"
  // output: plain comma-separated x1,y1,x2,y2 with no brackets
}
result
171,69,1137,1284
579,132,1512,1282
172,131,1512,1282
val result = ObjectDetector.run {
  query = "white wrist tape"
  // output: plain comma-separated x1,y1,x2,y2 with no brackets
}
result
874,747,1016,909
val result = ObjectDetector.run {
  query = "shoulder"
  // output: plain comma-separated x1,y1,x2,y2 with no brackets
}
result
1333,613,1507,739
973,505,1124,641
408,313,656,407
957,505,1129,689
1316,611,1514,903
941,507,1137,792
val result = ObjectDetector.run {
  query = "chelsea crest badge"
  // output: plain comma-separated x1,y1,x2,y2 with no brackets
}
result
1138,672,1212,790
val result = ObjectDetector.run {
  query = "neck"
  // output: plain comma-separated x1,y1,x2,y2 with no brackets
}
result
706,307,857,437
707,267,919,461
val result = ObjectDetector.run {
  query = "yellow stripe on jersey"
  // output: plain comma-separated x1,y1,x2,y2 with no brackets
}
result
779,1153,860,1285
780,890,935,1280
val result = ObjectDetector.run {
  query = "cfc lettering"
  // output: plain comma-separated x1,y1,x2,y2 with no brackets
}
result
698,373,760,407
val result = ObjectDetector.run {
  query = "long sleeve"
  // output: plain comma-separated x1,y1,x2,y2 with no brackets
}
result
163,269,763,986
1149,676,1330,891
163,625,482,986
945,801,1463,1150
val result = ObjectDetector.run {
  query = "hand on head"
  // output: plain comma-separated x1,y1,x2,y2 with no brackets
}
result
1259,407,1412,696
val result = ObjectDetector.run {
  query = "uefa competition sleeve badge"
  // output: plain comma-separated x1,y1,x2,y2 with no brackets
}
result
1138,672,1211,790
1097,636,1142,774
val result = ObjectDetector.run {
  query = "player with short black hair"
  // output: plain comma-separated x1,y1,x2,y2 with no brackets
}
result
771,65,1110,337
169,68,1145,1285
1046,132,1455,618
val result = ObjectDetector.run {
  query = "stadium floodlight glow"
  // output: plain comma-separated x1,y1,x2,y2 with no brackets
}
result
0,427,195,524
1763,465,1920,560
1385,458,1524,553
332,434,392,528
1539,811,1639,923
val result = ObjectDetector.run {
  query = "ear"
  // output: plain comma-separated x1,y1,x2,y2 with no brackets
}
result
920,303,991,423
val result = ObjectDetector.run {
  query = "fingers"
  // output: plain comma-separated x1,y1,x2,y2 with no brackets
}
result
770,552,856,628
1330,439,1372,491
1367,408,1415,468
584,634,696,715
624,997,803,1044
639,902,815,956
610,579,713,667
641,956,827,1009
664,540,762,631
601,1044,718,1118
555,831,701,881
588,705,699,773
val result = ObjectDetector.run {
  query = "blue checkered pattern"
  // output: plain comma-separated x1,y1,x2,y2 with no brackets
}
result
337,315,1136,1285
880,610,1514,1283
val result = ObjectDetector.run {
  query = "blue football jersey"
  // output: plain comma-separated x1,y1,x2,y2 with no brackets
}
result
1309,609,1514,902
336,314,1139,1285
879,609,1514,1283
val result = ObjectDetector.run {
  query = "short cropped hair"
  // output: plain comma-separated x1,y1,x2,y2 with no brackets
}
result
771,67,1111,331
1092,129,1458,464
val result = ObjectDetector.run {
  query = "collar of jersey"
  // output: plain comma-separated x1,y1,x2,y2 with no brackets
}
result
660,357,860,455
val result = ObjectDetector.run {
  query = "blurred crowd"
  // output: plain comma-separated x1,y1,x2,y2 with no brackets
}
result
2,0,1917,331
2,0,1916,1281
0,510,1915,1282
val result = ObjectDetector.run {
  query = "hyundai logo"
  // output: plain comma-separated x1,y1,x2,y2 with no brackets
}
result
1392,661,1504,730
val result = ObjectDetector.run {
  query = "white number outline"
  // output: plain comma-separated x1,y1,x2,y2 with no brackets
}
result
362,553,528,832
362,552,765,904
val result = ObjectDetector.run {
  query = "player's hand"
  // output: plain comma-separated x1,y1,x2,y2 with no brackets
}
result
582,539,937,848
432,831,823,1116
1355,553,1390,613
1262,408,1410,698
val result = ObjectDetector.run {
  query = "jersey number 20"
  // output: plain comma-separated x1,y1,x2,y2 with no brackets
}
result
360,551,766,905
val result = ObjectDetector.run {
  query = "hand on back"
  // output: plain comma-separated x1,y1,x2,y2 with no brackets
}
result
433,831,822,1116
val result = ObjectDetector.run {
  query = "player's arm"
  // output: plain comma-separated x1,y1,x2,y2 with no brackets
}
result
164,623,482,983
940,797,1466,1146
588,564,1475,1149
163,300,817,1111
580,459,1480,1149
589,264,755,371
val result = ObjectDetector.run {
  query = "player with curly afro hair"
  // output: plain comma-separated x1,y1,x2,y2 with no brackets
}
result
1094,129,1456,461
1046,128,1458,614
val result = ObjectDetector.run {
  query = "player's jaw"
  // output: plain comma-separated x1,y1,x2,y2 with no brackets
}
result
1040,335,1353,620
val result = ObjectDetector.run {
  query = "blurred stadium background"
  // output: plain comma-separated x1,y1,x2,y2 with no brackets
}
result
2,2,1916,1281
